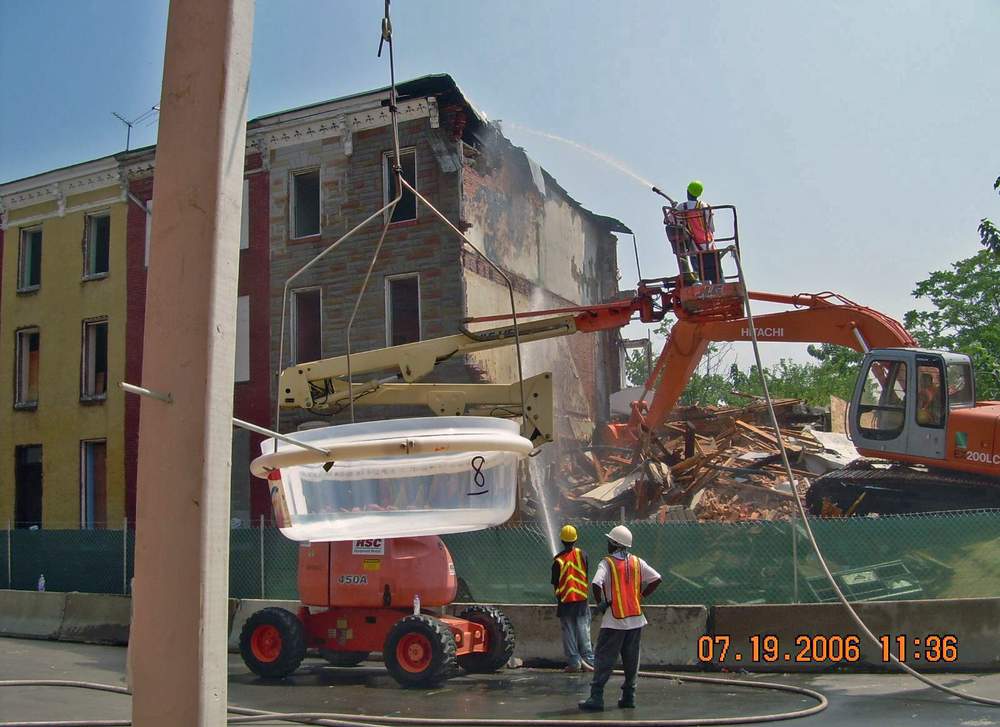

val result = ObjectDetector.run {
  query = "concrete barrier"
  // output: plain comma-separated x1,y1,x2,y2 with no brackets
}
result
58,592,132,645
227,599,299,651
0,589,67,639
448,603,709,667
711,598,1000,672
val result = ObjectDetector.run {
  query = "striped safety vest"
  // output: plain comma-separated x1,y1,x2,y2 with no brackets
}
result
554,548,589,603
604,554,643,619
676,202,714,248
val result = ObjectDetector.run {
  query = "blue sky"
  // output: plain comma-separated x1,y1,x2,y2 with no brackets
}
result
2,0,998,369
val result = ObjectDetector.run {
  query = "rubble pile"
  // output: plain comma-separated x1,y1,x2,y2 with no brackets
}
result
527,398,845,523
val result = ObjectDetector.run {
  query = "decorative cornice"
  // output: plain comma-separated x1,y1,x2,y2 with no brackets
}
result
0,157,120,213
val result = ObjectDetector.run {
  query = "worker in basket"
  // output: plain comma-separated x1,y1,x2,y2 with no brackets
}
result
578,525,662,712
552,524,595,673
664,180,718,283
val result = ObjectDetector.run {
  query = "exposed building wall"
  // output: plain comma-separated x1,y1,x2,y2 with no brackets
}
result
0,172,127,527
460,139,621,429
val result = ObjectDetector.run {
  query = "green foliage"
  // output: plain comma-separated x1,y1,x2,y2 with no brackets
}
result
904,249,1000,400
624,348,653,387
980,175,1000,256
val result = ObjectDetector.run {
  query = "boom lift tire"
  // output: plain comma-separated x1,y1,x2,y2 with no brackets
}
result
318,649,370,667
383,614,457,687
239,607,307,679
455,605,515,673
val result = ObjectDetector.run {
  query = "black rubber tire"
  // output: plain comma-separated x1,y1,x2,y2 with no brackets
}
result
383,614,457,687
239,607,307,679
318,649,370,667
456,605,515,674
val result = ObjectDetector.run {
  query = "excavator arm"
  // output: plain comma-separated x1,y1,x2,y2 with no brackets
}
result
626,291,917,437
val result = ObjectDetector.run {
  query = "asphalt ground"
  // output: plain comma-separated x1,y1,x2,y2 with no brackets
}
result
3,637,1000,726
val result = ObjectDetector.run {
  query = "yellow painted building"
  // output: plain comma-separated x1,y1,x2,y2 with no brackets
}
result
0,157,128,528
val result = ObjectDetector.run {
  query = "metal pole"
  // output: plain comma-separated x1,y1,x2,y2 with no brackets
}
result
6,520,11,589
791,511,799,604
259,514,265,599
123,517,128,595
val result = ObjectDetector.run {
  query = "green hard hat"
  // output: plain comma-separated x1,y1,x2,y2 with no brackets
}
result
687,180,704,198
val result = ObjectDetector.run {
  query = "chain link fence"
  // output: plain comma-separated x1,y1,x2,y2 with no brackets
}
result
5,511,1000,605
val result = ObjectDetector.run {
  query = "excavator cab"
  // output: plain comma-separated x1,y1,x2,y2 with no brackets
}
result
661,203,746,319
849,348,978,463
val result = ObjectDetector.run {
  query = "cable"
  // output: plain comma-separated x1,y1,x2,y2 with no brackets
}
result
0,668,827,726
731,248,1000,708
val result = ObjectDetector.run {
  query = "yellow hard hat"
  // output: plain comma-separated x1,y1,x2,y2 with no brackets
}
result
687,180,704,198
560,524,578,543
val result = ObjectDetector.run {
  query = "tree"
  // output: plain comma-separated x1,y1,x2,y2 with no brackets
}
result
904,249,1000,400
979,175,1000,256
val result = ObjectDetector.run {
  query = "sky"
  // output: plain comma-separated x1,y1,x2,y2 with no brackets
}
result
1,0,998,372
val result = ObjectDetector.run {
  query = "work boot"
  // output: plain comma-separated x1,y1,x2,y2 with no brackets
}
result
618,686,636,709
578,686,605,712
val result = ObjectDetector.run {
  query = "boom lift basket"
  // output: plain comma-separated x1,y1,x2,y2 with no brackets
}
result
251,417,533,542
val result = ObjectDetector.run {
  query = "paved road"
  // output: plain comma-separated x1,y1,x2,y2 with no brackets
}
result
3,637,1000,725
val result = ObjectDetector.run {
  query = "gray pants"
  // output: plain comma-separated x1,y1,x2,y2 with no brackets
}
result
590,626,642,692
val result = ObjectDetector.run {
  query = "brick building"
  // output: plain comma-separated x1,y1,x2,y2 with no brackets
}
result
252,74,625,440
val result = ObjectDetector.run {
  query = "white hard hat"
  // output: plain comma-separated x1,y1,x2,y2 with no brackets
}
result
606,525,633,548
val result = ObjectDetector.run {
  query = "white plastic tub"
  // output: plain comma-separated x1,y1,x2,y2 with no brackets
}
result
251,417,533,542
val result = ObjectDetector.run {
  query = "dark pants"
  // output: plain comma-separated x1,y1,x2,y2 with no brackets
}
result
590,627,642,693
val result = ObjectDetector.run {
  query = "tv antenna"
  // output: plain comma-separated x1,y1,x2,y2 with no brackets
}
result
112,105,160,151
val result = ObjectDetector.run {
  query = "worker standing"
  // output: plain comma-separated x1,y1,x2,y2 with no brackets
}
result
673,180,718,283
578,525,661,712
552,524,595,672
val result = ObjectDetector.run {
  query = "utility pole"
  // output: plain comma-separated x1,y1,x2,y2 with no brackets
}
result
129,1,253,724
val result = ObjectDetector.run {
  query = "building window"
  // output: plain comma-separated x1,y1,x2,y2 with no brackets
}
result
291,288,321,364
856,359,907,441
240,179,250,250
235,295,250,383
84,212,111,278
291,168,320,238
15,328,40,408
143,199,153,268
80,440,107,529
384,149,417,223
18,227,42,291
15,444,43,529
385,273,420,346
82,318,109,400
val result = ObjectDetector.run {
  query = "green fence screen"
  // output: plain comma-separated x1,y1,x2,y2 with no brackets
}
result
4,512,1000,605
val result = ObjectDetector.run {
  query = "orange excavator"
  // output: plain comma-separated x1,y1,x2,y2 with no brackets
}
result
279,202,1000,515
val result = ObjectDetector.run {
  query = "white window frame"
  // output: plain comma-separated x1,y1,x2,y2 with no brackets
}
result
79,439,107,529
383,148,418,224
290,167,321,240
17,227,42,292
235,295,250,383
384,272,421,347
83,211,111,280
81,317,109,401
15,327,40,408
290,287,323,364
239,179,250,250
143,199,153,269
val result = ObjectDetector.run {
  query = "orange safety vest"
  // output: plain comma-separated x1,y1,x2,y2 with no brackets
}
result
604,554,642,619
675,203,714,248
554,548,589,603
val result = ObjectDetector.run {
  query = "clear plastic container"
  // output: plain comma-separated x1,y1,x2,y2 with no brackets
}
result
252,417,532,542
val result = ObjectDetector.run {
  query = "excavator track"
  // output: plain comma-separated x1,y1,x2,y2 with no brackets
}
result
807,461,1000,516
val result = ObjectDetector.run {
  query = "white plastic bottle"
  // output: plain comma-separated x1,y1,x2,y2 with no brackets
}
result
37,574,46,592
413,593,421,615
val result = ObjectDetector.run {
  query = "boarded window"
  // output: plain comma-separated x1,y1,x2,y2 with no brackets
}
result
144,199,153,268
386,274,420,346
85,213,110,277
292,169,320,238
18,228,42,290
15,445,43,529
82,319,109,399
240,179,250,250
80,440,107,529
235,295,250,382
15,328,40,406
292,288,322,364
384,149,417,223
